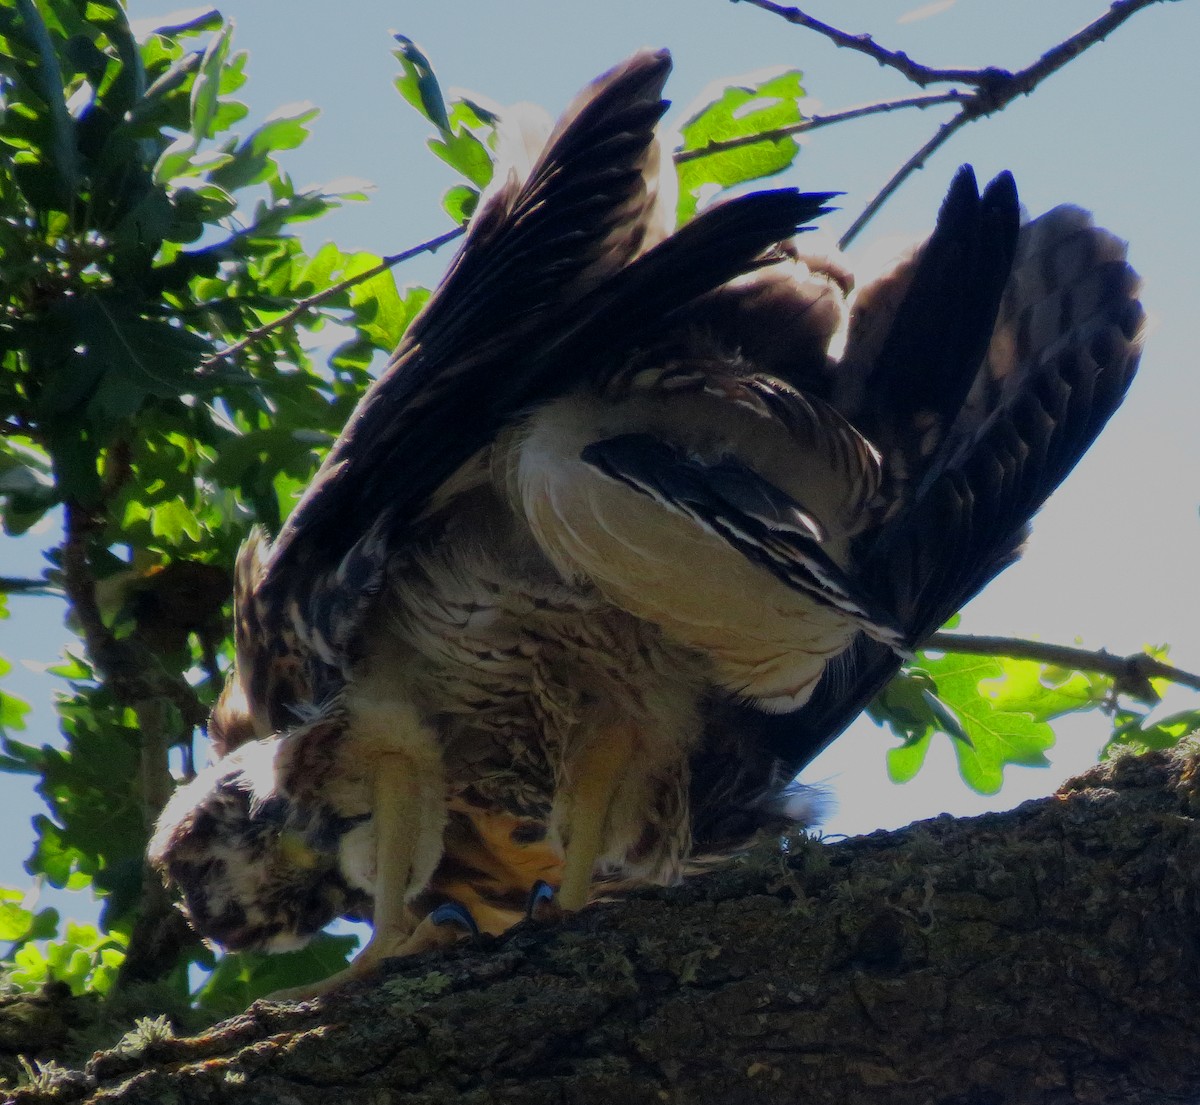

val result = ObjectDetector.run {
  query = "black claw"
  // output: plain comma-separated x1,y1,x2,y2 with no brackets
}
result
525,879,558,920
429,901,479,936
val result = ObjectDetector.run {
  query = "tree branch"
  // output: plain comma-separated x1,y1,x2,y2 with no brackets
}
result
197,226,466,372
732,0,988,85
59,503,205,727
60,502,207,988
927,631,1200,699
838,109,973,248
13,746,1200,1104
736,0,1171,90
1015,0,1181,92
734,0,1175,246
673,90,968,166
0,576,60,596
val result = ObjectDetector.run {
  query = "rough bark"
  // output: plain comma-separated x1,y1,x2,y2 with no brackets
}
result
9,745,1200,1105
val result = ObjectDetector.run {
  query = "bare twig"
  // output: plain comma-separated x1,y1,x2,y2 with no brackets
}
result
736,0,1174,247
927,632,1200,700
198,226,465,371
839,110,973,247
737,0,1169,91
732,0,988,85
1015,0,1179,92
0,576,60,596
674,90,967,165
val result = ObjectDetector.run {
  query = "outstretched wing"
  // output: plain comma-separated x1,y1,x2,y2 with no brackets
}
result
721,193,1143,780
239,49,833,730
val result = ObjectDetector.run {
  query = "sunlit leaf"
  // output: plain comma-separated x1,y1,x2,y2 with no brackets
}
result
149,8,223,39
1104,707,1200,757
343,255,410,351
442,183,479,224
149,497,204,544
450,96,499,131
7,919,127,995
677,69,807,222
980,655,1109,722
0,661,31,735
429,127,493,188
195,933,358,1015
0,899,34,942
188,20,232,142
392,34,450,131
210,103,320,192
886,730,933,784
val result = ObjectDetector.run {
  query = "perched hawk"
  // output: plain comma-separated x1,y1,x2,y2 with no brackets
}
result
150,49,1143,995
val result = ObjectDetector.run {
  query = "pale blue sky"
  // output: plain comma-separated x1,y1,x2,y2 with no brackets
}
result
2,0,1198,920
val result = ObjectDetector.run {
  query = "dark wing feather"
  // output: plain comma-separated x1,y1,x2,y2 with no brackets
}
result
835,167,1020,505
221,50,673,730
229,47,834,733
266,49,676,584
582,433,903,642
732,202,1143,774
254,49,833,723
268,205,837,599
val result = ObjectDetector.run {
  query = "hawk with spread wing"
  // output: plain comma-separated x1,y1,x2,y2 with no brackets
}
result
150,49,1143,996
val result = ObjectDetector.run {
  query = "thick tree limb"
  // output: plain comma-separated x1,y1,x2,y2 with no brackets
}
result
59,504,205,730
12,745,1200,1104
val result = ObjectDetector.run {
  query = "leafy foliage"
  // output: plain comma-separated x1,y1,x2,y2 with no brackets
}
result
1105,706,1200,754
0,597,32,734
869,643,1194,793
0,10,1191,1019
0,0,416,1008
873,651,1104,793
1102,649,1200,756
392,34,495,224
9,918,126,996
191,932,360,1017
676,69,808,222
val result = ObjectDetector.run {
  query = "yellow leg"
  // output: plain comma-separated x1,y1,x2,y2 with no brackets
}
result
268,753,463,1002
557,726,634,913
370,752,421,953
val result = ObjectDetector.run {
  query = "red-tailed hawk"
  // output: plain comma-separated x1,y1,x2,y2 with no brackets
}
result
150,49,1143,997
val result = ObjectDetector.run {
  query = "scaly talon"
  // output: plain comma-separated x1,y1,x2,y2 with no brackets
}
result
430,900,480,936
525,879,562,923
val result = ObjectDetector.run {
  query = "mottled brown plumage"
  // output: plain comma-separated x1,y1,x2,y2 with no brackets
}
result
150,48,1142,994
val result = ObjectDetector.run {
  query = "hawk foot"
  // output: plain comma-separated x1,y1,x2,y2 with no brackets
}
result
524,878,564,924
